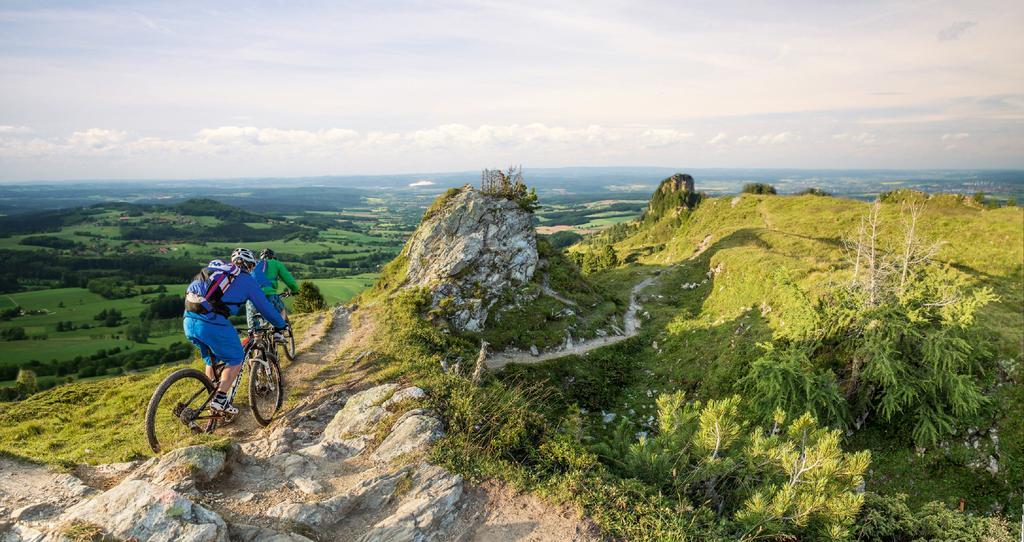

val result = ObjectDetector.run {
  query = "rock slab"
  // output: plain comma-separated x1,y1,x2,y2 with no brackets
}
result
54,479,227,542
402,187,538,331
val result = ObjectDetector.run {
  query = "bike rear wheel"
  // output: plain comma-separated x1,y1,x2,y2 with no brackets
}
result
249,357,283,426
145,368,216,454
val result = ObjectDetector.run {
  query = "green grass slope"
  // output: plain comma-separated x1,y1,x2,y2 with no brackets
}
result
343,190,1021,539
561,192,1023,513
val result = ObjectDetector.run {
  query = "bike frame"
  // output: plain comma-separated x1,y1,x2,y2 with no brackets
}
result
186,328,277,422
224,328,276,397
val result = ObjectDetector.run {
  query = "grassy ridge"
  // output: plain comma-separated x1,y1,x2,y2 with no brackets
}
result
2,190,1019,538
566,193,1023,513
617,194,1021,353
0,277,376,373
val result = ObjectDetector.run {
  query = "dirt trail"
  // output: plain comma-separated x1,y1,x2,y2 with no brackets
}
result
222,307,350,440
283,307,350,387
486,276,657,369
446,480,602,542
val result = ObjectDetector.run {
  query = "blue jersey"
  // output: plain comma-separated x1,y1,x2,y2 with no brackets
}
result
251,262,273,291
184,271,286,329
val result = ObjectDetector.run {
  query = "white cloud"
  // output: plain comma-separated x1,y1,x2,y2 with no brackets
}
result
0,123,676,160
192,126,361,155
937,21,977,42
762,132,794,144
0,125,32,134
707,132,728,145
406,123,622,150
638,129,694,148
940,132,970,140
833,132,877,145
1,2,1022,177
0,137,61,157
736,132,796,145
67,128,128,150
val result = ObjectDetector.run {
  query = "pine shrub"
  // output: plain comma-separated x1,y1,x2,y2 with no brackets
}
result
292,281,328,314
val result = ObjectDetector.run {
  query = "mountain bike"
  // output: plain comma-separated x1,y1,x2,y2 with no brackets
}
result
144,327,285,454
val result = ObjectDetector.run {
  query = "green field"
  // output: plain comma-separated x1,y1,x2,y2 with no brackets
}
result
534,199,644,233
0,285,182,368
0,274,382,377
574,214,637,230
310,274,380,305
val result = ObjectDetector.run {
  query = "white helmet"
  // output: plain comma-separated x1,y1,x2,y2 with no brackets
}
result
231,247,257,268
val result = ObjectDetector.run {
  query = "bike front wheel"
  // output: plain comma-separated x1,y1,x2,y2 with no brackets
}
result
280,326,296,361
145,368,216,454
249,358,283,426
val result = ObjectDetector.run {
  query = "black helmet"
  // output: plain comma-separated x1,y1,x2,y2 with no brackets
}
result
260,248,276,260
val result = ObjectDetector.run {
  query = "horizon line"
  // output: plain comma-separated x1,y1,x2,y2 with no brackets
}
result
2,165,1023,185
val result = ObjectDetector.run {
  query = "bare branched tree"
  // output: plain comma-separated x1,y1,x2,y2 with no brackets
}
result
844,201,894,305
896,200,944,294
850,216,866,288
844,198,945,306
843,198,950,399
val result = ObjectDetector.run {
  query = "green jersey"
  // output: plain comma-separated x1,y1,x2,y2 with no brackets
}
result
256,259,299,295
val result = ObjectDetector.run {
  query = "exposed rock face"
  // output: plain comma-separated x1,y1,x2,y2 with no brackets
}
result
658,172,694,195
321,383,398,440
403,186,538,331
372,411,443,464
645,173,698,221
357,465,463,542
135,445,226,488
56,479,228,542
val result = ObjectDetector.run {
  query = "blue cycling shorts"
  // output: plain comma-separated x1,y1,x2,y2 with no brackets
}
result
183,314,245,367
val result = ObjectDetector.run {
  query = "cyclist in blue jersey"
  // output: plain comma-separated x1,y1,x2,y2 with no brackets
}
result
183,248,288,414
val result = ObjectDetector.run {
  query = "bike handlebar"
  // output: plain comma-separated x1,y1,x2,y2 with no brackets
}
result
248,325,287,335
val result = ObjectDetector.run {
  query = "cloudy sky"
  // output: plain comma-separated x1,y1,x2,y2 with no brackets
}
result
1,0,1022,181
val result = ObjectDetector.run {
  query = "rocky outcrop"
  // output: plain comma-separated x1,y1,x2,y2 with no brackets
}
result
56,479,228,542
657,172,694,195
645,173,699,221
134,445,227,489
402,186,538,331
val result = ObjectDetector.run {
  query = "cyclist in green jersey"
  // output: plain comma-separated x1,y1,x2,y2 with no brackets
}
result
246,248,300,330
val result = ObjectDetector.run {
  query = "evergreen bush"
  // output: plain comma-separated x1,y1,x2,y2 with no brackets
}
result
741,183,777,195
292,281,328,313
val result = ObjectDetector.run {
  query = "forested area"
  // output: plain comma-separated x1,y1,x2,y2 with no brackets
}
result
0,249,197,293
